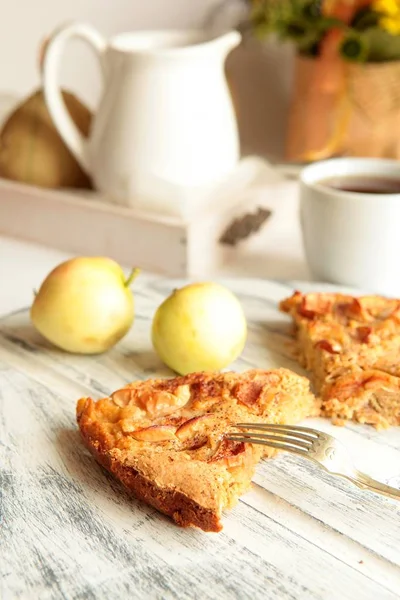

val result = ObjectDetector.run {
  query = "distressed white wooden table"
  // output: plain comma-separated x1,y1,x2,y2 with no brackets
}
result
1,276,400,600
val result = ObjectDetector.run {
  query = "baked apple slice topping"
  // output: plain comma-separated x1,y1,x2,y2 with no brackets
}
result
336,298,374,322
111,387,138,407
325,370,397,400
209,437,250,469
297,294,334,319
112,384,191,418
130,424,178,442
141,385,191,417
355,326,372,344
315,339,342,354
175,414,213,440
127,413,214,445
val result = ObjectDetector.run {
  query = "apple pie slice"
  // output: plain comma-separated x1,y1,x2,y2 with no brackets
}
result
280,291,400,429
76,368,318,532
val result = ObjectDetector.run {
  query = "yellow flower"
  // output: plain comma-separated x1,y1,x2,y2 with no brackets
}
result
373,0,400,34
373,0,400,15
380,15,400,32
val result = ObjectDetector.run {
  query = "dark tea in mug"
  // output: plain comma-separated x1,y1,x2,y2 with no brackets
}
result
318,175,400,194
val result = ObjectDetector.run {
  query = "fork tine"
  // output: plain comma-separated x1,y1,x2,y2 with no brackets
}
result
239,427,315,445
236,423,320,440
226,435,308,455
228,431,311,450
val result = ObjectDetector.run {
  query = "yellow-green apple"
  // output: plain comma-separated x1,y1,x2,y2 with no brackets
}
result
152,282,247,374
30,257,139,354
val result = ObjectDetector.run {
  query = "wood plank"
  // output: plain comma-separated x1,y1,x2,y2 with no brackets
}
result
253,454,400,566
243,483,400,592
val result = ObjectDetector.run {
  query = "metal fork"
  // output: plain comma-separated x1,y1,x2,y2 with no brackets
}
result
227,423,400,500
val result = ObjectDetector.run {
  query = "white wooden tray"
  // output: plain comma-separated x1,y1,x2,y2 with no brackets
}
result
1,276,399,599
0,157,286,277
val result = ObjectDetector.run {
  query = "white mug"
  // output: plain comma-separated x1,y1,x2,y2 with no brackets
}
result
300,158,400,296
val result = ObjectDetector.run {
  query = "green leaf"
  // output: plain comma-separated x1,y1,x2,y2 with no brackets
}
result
311,16,344,32
340,32,369,63
363,27,400,62
301,0,322,20
351,7,380,31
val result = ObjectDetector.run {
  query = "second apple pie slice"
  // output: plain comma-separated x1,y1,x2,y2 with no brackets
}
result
281,291,400,429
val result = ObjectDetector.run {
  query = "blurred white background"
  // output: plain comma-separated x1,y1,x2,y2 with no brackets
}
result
0,0,294,160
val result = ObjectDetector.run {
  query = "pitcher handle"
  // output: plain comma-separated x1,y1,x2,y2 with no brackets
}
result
42,22,106,174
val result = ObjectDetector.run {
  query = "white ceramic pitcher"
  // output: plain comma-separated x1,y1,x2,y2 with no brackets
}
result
41,22,241,205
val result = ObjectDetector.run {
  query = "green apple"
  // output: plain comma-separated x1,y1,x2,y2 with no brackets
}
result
30,257,140,354
151,282,247,374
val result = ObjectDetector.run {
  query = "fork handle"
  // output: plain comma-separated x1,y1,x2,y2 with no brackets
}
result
350,471,400,500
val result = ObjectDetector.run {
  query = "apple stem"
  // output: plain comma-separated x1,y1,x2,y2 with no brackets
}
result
125,267,141,288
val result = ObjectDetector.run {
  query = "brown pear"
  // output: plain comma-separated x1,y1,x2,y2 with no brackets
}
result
0,88,92,189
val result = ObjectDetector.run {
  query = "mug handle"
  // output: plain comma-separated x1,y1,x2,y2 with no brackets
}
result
42,22,107,174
